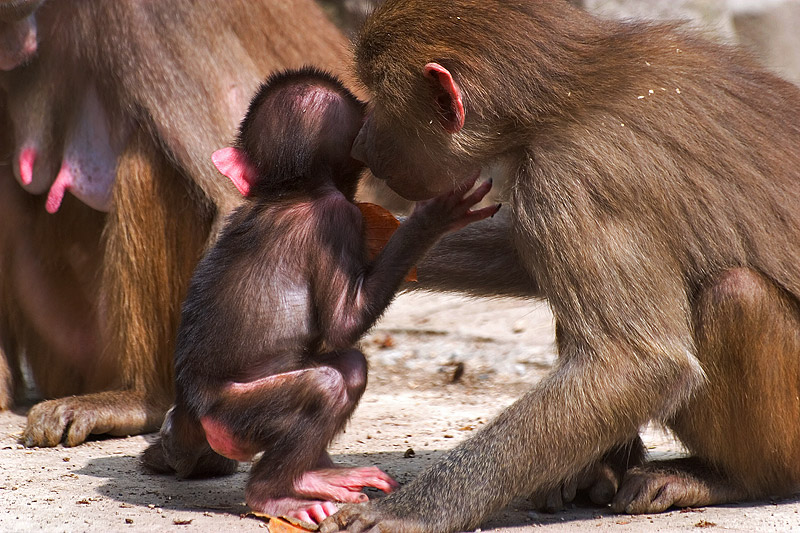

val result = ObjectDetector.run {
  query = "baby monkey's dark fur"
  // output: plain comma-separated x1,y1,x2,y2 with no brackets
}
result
143,67,497,523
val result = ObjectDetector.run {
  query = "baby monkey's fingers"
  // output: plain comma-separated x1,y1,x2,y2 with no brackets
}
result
457,178,493,210
449,202,502,232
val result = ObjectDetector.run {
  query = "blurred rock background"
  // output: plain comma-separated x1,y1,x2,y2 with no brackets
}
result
317,0,800,85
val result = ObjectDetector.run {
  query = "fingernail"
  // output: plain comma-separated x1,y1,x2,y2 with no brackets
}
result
492,203,502,217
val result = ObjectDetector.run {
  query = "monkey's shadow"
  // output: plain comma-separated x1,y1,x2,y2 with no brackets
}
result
72,445,600,530
76,442,800,529
75,439,443,516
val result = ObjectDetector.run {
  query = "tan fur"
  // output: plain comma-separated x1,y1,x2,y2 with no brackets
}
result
102,130,211,408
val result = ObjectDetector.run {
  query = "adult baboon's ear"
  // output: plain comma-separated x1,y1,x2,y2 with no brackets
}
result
424,62,465,133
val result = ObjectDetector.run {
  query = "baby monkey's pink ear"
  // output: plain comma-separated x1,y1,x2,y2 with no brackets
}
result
212,147,257,196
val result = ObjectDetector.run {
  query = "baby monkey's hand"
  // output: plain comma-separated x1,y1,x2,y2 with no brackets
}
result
411,174,501,234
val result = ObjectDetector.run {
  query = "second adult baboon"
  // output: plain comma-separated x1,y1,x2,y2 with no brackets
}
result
323,0,800,531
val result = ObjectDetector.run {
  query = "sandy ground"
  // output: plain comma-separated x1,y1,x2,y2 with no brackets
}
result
2,292,799,532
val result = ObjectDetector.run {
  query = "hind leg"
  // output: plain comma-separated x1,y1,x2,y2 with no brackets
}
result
613,268,800,513
200,349,397,524
142,403,238,478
